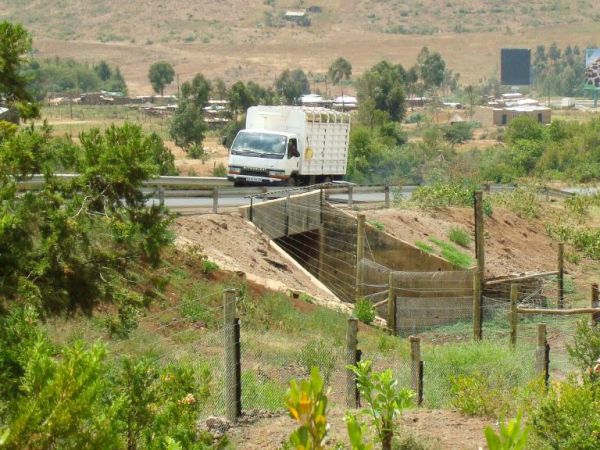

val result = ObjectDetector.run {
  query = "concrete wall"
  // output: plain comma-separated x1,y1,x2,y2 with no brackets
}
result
474,106,551,126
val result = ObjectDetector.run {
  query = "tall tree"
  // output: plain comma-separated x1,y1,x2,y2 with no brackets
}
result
169,73,210,152
275,69,309,104
356,60,407,121
228,81,255,120
148,61,175,96
0,21,39,119
328,57,352,86
95,60,112,81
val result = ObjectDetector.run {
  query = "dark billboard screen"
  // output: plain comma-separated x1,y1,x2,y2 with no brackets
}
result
501,49,531,85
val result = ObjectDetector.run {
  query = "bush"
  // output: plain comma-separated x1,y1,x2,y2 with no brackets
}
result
492,186,541,219
201,259,219,274
442,122,473,144
354,298,376,324
567,320,600,374
447,226,471,247
212,163,227,177
298,339,337,383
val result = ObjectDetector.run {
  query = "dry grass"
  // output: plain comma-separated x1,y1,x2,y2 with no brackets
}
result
3,0,597,94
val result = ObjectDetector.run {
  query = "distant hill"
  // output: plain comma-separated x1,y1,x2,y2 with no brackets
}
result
1,0,599,94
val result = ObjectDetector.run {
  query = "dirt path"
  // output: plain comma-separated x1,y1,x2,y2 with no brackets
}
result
228,408,491,449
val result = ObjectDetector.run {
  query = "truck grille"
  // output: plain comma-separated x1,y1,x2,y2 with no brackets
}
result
240,168,269,177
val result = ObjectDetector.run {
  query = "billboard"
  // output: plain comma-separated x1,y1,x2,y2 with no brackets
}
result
585,48,600,88
500,49,531,86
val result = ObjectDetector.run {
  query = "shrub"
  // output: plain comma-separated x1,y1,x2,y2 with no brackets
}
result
354,298,376,324
212,163,227,177
442,122,473,144
350,360,414,450
298,339,337,383
567,320,600,374
484,413,529,450
201,259,219,274
367,219,385,231
187,143,207,160
447,226,471,247
492,187,541,219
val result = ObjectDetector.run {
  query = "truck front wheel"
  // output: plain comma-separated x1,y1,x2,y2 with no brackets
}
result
286,175,297,187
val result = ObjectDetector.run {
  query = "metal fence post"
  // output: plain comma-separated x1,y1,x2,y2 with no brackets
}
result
558,243,565,309
510,284,518,348
591,283,599,326
535,323,549,388
224,289,241,421
387,272,397,335
410,336,423,405
212,188,219,214
473,271,482,340
158,187,165,207
384,184,390,209
346,317,359,408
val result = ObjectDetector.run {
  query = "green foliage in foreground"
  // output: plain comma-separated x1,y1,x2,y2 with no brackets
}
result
484,413,529,450
354,298,376,325
0,122,174,315
0,307,224,449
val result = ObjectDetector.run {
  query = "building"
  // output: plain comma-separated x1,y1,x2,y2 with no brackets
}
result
474,98,551,126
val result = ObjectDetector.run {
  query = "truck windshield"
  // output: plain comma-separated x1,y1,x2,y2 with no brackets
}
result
230,131,287,158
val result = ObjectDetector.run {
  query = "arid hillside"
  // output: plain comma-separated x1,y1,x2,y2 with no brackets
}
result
2,0,600,93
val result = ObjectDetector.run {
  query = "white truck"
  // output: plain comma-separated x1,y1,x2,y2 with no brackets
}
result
227,106,351,186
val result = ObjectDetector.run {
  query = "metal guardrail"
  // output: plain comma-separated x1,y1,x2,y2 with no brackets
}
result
17,174,232,188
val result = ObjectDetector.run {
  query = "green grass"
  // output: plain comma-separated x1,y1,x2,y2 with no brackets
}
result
415,240,434,253
429,237,474,269
447,226,471,248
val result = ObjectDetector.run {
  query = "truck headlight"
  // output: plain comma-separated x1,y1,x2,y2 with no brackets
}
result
268,170,285,178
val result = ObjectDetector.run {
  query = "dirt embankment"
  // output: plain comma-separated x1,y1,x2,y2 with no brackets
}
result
362,207,564,279
173,213,347,312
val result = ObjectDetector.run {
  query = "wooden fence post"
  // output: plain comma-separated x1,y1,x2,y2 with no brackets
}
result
474,191,485,279
348,185,354,208
213,188,219,214
158,187,165,207
558,243,564,309
346,317,359,408
473,271,482,340
355,214,366,302
224,289,241,422
384,184,390,209
535,323,550,387
591,283,599,326
510,284,518,348
387,272,397,335
410,336,423,405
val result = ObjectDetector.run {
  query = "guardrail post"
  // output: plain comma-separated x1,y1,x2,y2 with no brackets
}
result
212,188,219,214
558,243,565,309
348,185,354,208
384,184,390,208
535,323,549,387
249,197,253,222
284,193,290,236
355,214,366,302
473,271,482,340
346,317,359,408
410,336,423,405
158,187,165,207
387,272,397,335
510,284,518,348
591,283,599,326
224,289,241,422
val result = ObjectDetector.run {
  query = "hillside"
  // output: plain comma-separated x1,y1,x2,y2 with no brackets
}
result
2,0,600,93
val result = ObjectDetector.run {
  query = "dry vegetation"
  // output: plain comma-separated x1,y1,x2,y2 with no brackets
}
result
3,0,599,93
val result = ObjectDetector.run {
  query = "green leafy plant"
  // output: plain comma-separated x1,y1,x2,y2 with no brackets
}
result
414,240,434,253
367,219,385,231
285,367,329,450
212,163,227,177
429,237,474,268
354,298,376,325
349,360,414,450
201,259,219,274
345,413,374,450
484,412,529,450
447,226,471,247
567,319,600,374
298,339,337,384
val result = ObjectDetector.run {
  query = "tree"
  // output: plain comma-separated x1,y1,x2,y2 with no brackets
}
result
95,60,112,81
328,57,352,86
356,61,407,121
416,46,446,91
170,73,210,152
148,61,175,96
275,69,310,104
0,21,39,119
228,81,256,120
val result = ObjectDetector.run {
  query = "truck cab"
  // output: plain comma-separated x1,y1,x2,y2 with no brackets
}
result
227,130,301,185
